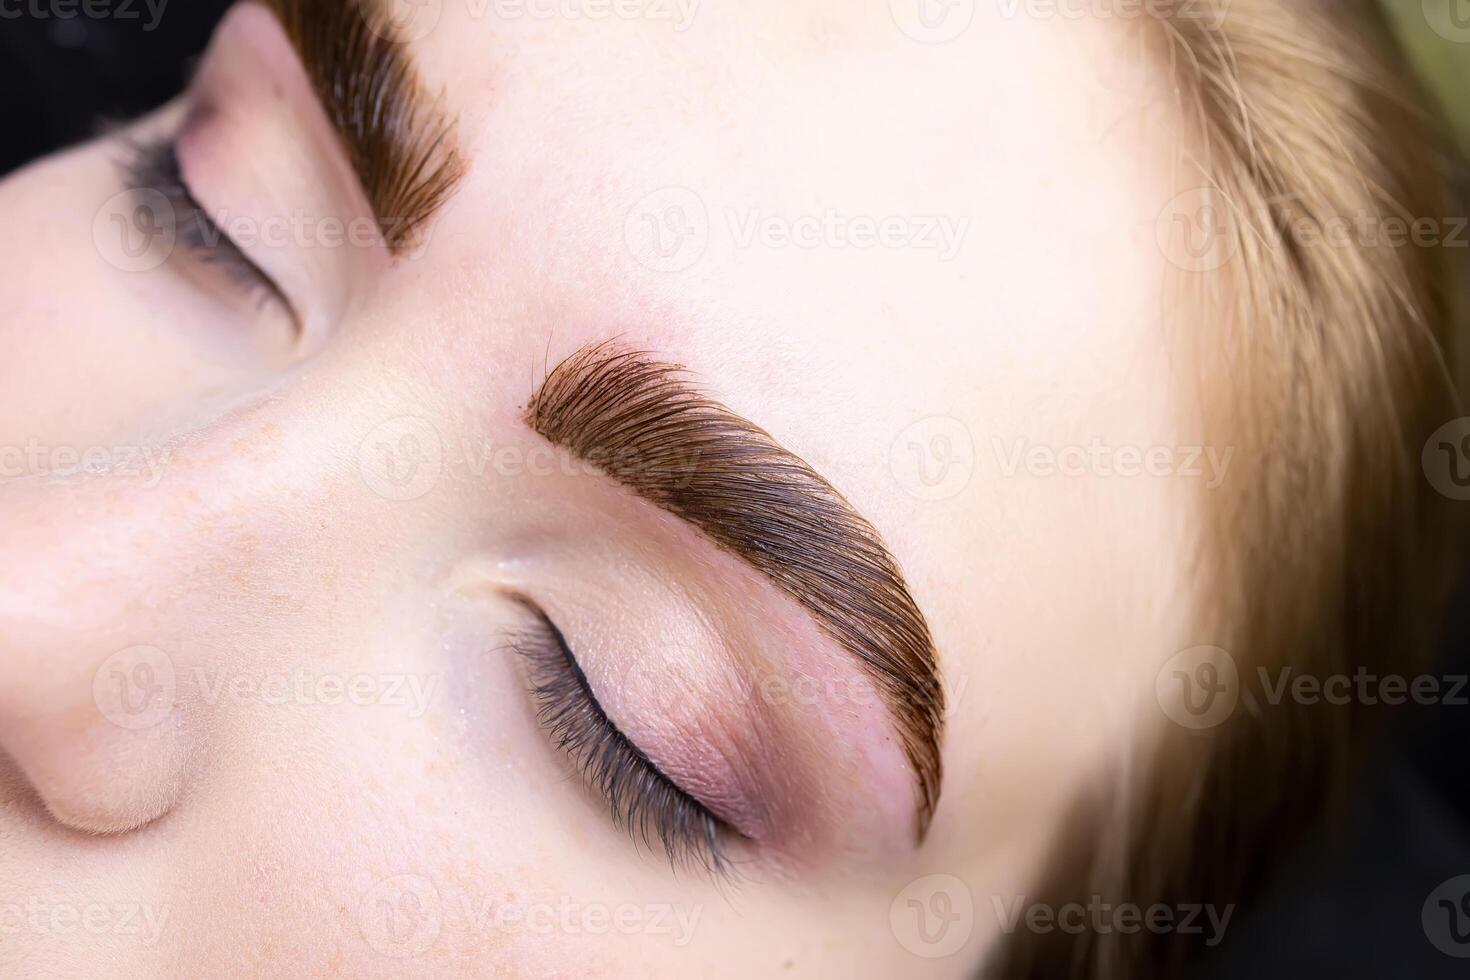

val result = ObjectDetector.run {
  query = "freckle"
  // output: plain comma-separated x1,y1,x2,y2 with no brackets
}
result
233,422,282,460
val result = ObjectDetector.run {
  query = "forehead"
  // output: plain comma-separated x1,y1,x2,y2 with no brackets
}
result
406,4,1176,487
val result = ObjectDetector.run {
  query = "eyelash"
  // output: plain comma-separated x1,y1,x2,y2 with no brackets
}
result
119,134,293,316
509,600,737,880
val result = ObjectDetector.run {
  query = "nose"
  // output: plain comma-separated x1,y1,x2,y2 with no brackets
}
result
0,140,477,836
0,397,361,834
0,458,205,832
0,119,499,842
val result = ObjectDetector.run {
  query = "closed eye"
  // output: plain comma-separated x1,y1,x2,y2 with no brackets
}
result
507,594,741,881
120,132,299,330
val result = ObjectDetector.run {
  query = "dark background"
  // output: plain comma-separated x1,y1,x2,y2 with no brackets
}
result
1,6,226,175
2,5,1468,976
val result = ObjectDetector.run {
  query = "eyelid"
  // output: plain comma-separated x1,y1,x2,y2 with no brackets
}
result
505,593,742,881
120,133,301,333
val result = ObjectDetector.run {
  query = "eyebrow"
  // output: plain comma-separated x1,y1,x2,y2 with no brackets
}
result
526,342,945,840
259,0,465,253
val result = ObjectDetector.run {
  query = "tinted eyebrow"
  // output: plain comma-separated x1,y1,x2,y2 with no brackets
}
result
526,341,945,840
259,0,464,253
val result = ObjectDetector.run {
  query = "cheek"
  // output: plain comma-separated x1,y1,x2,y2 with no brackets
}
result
155,700,669,979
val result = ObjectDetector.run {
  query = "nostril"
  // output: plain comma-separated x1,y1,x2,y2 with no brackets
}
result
9,716,192,836
0,404,309,839
39,771,184,836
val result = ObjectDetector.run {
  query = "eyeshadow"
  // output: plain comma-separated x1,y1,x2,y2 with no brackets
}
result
525,341,946,840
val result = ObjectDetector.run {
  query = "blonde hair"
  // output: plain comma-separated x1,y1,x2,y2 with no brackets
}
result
993,1,1466,976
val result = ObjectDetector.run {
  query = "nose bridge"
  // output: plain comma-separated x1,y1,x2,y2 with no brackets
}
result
0,420,274,672
0,470,190,668
0,394,358,832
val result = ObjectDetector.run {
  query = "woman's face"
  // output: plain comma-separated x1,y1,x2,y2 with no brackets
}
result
0,2,1197,975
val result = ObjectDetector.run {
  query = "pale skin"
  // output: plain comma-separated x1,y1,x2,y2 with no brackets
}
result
0,2,1197,976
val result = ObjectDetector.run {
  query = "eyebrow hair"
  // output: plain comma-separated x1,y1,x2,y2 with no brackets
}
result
526,342,945,841
259,0,464,254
